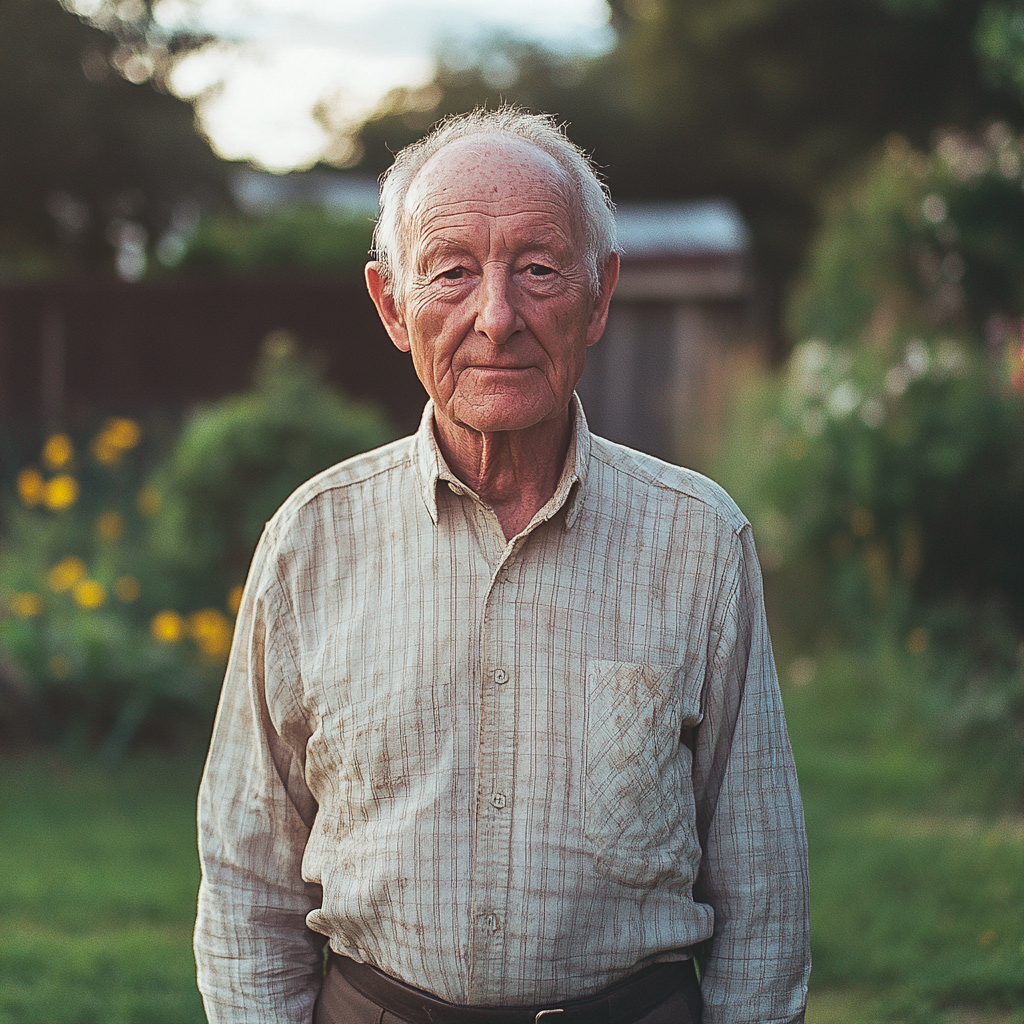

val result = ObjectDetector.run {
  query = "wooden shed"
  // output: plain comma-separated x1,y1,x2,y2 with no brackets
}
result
579,200,763,468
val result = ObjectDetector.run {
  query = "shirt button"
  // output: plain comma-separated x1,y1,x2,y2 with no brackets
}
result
492,668,509,685
491,793,507,809
477,912,501,933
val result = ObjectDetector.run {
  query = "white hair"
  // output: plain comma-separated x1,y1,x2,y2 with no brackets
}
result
372,106,618,301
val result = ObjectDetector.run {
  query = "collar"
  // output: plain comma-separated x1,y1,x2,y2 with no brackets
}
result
411,394,591,532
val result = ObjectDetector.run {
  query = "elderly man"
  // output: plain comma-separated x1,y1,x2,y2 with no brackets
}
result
195,108,810,1024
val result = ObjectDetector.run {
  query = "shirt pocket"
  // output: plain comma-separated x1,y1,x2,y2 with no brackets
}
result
584,660,701,889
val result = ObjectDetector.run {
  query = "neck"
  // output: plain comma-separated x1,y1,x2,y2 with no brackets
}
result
434,407,572,541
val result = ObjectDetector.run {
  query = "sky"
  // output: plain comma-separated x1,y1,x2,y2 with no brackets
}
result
134,0,614,171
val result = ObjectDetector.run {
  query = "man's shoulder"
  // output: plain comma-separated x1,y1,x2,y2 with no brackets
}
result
588,434,748,535
267,433,415,533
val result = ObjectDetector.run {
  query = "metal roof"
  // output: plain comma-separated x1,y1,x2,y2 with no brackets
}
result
614,200,750,259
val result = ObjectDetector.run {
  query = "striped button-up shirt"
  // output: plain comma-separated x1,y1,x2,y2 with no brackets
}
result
195,398,810,1024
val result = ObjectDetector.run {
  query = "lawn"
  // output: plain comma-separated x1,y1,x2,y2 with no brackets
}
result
0,752,207,1024
1,661,1022,1024
785,651,1024,1024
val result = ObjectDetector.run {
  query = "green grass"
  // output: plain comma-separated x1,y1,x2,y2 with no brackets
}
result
0,752,206,1024
1,646,1022,1023
783,648,1024,1023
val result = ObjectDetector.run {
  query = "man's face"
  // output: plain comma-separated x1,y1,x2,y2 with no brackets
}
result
374,136,616,436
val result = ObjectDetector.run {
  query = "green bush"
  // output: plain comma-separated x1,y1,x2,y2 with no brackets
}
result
721,126,1024,639
716,127,1024,804
147,332,397,609
789,125,1024,344
0,337,397,756
0,419,217,758
720,334,1023,638
162,204,374,275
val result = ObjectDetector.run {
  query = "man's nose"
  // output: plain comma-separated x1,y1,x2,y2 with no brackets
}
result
474,267,521,345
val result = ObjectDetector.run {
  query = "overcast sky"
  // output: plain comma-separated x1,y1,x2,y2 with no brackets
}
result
133,0,613,171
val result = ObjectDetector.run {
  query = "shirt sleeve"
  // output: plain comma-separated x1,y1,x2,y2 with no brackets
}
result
194,523,327,1024
691,523,811,1024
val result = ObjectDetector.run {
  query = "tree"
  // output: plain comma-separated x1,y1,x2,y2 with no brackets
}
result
0,0,229,278
343,1,1024,350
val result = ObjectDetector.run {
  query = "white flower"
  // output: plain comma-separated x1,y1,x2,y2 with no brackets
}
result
935,338,967,376
827,381,862,418
792,339,829,374
921,193,947,223
790,339,831,398
906,338,930,377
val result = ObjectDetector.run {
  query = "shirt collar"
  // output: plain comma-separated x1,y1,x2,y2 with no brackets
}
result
412,394,591,531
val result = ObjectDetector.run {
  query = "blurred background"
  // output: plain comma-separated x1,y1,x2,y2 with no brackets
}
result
1,1,1022,1021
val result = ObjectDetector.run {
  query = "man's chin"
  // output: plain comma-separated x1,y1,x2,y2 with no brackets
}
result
447,393,556,436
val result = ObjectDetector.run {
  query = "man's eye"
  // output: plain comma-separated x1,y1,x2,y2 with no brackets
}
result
527,264,555,276
440,267,466,280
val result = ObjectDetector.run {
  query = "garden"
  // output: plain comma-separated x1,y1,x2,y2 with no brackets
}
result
2,128,1023,1024
2,6,1024,1015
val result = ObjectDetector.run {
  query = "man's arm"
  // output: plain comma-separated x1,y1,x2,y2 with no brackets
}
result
195,526,326,1023
691,523,811,1024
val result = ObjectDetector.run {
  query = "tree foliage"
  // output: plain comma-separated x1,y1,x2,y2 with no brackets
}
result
344,1,1024,345
164,205,374,275
0,0,228,278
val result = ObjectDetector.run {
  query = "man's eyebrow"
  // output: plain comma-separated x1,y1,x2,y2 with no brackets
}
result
419,238,468,259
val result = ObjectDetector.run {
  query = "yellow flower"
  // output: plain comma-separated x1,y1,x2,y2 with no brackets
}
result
114,575,141,603
48,556,87,593
188,608,233,659
72,579,106,609
227,585,244,615
10,592,43,618
42,433,74,470
136,486,161,517
96,510,125,541
151,610,185,643
17,468,45,506
44,474,79,510
91,418,141,464
91,437,121,465
104,418,141,449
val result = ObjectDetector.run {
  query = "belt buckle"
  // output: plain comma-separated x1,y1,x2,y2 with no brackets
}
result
534,1011,564,1023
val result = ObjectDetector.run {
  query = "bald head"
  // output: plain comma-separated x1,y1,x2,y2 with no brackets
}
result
404,134,583,276
371,107,617,302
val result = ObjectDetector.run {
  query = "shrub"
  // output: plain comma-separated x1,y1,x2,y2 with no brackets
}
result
720,126,1024,638
0,337,397,757
146,332,397,609
720,334,1023,640
716,126,1024,802
0,419,219,758
161,204,375,275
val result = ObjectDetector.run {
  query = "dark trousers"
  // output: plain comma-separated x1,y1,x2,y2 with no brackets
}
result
314,956,703,1024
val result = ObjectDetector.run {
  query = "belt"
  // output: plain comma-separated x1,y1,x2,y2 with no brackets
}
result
334,953,698,1024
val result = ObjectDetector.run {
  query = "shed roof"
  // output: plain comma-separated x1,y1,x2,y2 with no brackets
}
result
614,200,750,260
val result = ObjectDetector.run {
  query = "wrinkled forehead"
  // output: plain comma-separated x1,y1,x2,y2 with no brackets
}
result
403,134,580,240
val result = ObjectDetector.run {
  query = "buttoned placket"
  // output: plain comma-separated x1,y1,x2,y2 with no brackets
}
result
466,509,536,1001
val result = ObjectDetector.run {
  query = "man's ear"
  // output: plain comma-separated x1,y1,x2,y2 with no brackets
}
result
585,252,620,348
365,262,411,353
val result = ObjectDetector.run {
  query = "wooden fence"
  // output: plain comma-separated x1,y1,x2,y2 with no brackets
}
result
0,273,425,434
